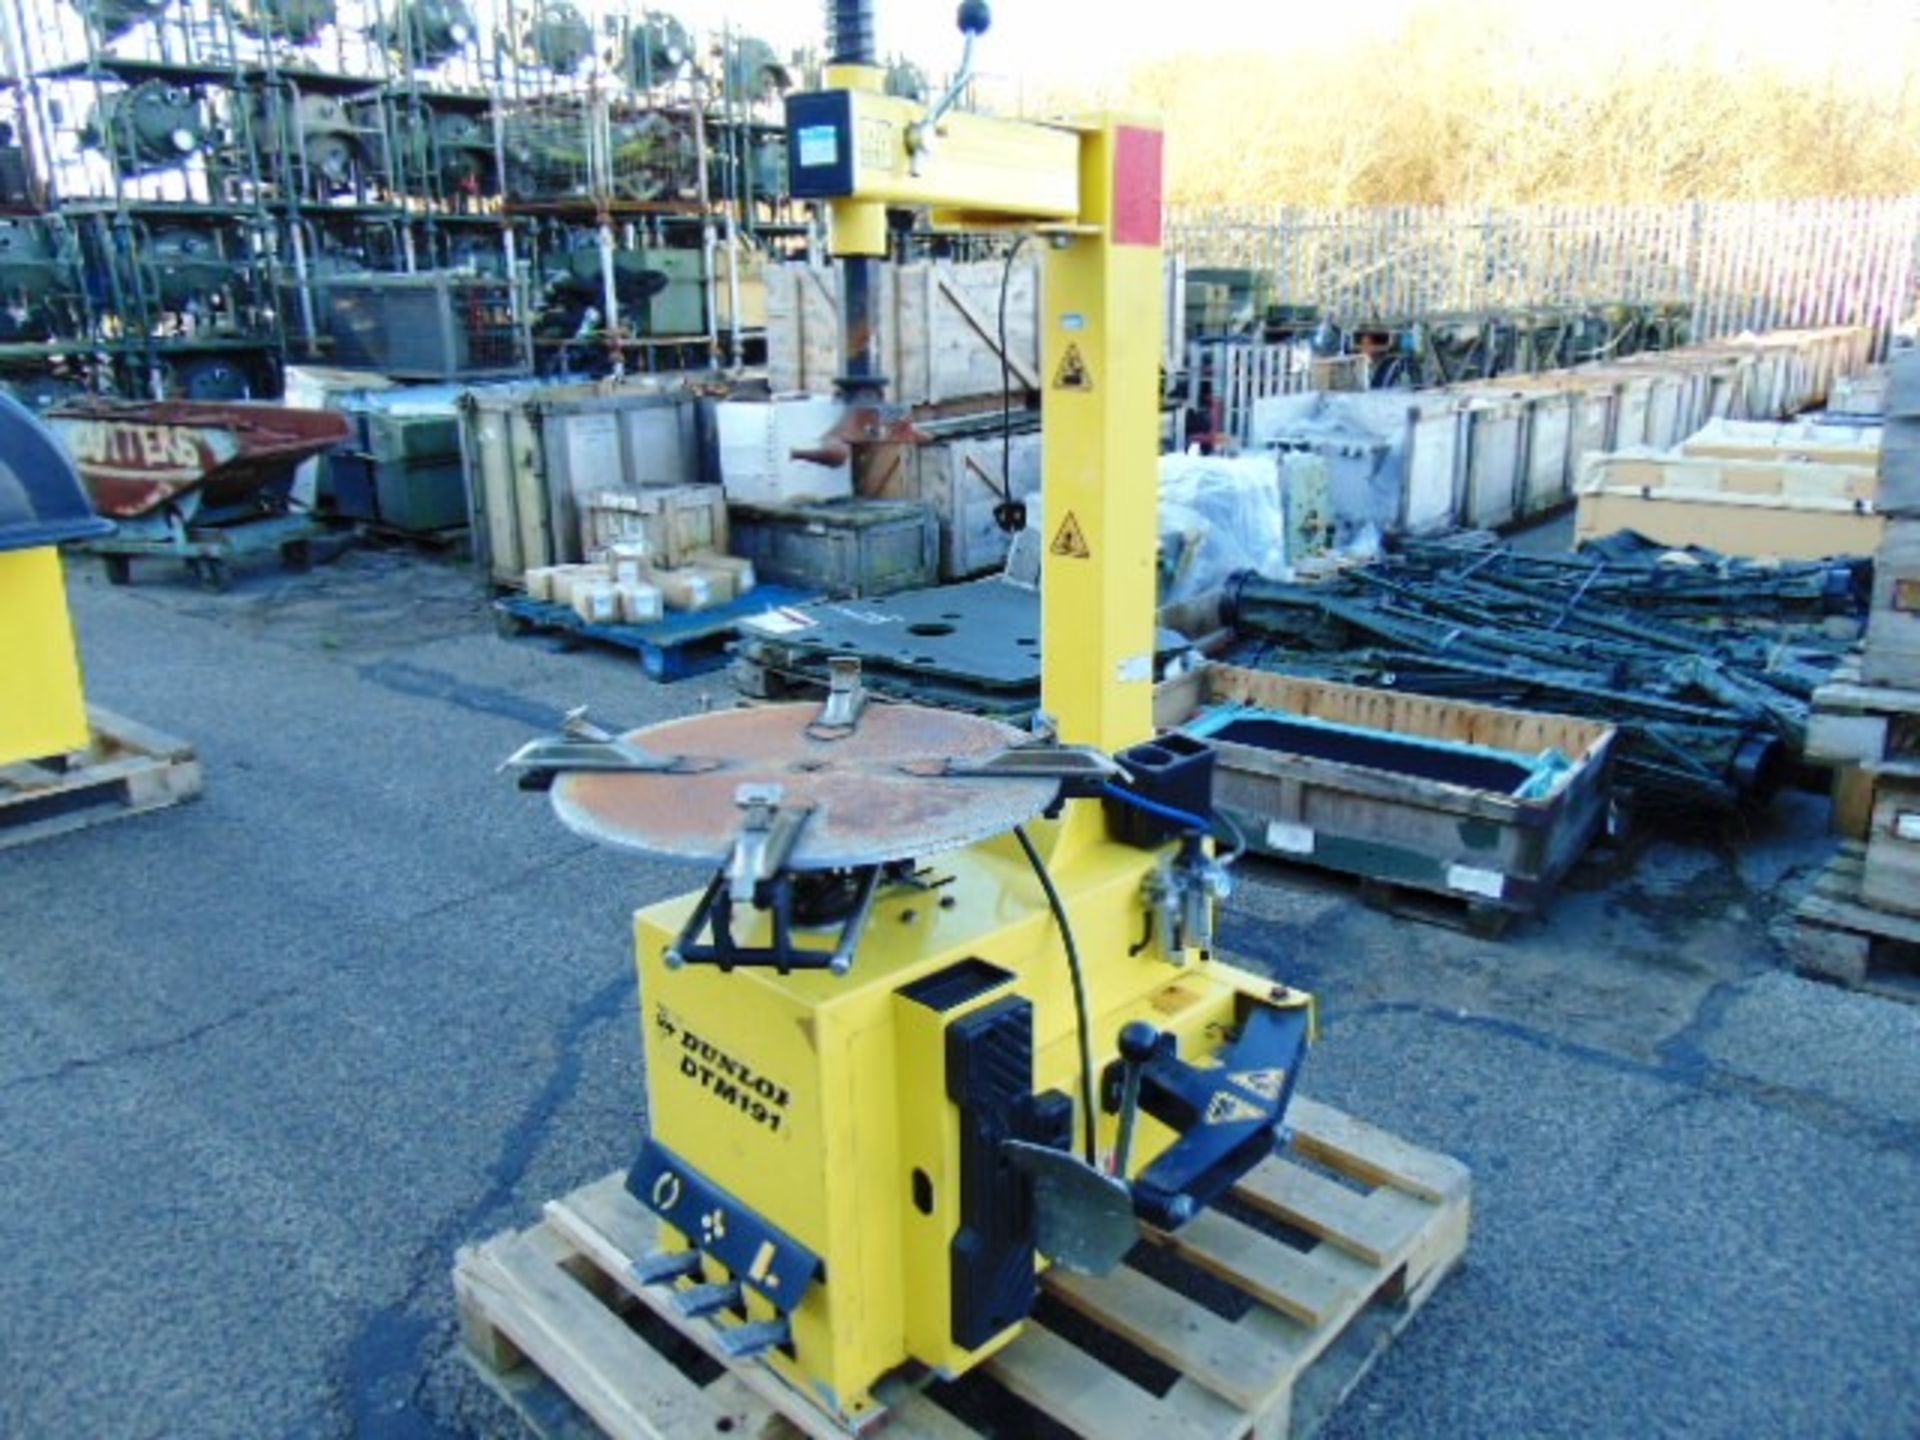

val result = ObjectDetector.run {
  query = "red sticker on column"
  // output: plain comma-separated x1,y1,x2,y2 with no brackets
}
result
1111,125,1163,247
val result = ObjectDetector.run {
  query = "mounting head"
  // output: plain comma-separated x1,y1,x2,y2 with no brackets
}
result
956,0,991,36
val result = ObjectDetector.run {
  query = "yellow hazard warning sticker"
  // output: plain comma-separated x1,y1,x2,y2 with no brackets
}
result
1203,1089,1265,1126
1050,511,1091,559
1053,342,1093,390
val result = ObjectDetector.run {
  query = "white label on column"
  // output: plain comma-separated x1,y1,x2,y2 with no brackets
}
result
1116,653,1152,683
1446,864,1507,899
796,125,838,168
1265,820,1316,855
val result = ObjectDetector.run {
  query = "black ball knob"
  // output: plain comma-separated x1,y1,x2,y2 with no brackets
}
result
1118,1020,1160,1066
956,0,991,36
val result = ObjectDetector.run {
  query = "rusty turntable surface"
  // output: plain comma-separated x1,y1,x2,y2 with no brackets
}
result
546,701,1062,870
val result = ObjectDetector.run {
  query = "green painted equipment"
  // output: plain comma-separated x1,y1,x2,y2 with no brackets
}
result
82,82,208,174
623,12,693,89
525,2,593,74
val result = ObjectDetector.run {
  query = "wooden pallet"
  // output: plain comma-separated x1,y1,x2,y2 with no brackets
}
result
1352,872,1530,939
494,587,821,683
454,1097,1471,1440
0,706,203,851
1789,844,1920,1001
1806,674,1920,768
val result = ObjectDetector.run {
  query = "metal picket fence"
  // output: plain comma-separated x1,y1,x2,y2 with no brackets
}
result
1169,197,1920,357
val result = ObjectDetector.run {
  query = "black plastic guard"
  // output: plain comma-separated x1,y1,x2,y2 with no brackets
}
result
945,995,1073,1349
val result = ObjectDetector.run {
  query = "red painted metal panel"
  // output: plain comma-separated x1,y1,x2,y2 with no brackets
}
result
48,402,350,519
1111,125,1164,248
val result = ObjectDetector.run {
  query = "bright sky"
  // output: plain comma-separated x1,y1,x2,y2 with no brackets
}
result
669,0,1920,92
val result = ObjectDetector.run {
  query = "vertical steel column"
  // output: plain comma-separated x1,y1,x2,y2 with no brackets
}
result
826,0,885,405
1039,120,1164,757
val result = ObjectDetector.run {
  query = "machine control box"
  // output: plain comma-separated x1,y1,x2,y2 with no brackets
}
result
785,91,858,199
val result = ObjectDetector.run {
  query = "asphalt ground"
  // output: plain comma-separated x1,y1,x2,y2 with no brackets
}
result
3,544,1917,1439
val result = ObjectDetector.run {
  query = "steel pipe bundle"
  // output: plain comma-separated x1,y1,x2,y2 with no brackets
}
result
1222,534,1871,810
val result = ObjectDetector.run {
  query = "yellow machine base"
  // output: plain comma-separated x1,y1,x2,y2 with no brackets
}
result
631,821,1306,1422
0,547,91,767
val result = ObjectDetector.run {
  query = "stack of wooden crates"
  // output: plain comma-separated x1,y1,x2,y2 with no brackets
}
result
1796,350,1920,994
765,257,1045,581
1575,418,1885,559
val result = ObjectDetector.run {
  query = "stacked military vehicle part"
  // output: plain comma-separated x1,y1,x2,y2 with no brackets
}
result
0,0,848,402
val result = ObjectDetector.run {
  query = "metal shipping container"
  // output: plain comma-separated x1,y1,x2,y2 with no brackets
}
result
1458,395,1527,530
315,273,530,381
330,408,468,534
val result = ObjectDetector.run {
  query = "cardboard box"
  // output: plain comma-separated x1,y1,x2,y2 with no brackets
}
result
572,580,620,624
550,564,612,608
651,567,723,613
615,581,663,625
523,566,559,601
688,551,756,595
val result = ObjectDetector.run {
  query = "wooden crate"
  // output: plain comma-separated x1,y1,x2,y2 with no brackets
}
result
1155,664,1615,923
1826,369,1888,418
1805,674,1920,767
580,487,729,572
1864,518,1920,688
1574,448,1884,559
857,427,1043,580
0,706,202,850
1790,844,1920,1001
765,259,1042,409
1880,416,1920,515
1863,764,1920,917
1677,418,1881,468
454,1097,1471,1440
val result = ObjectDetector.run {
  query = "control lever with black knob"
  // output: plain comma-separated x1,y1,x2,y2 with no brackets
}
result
1110,1019,1160,1179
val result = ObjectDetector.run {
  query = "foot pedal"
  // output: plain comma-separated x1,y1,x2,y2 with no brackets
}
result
672,1280,742,1318
631,1250,702,1286
1124,1001,1311,1231
711,1316,790,1360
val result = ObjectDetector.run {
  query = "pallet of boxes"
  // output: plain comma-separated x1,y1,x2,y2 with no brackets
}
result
1795,349,1920,997
503,485,769,682
537,485,754,626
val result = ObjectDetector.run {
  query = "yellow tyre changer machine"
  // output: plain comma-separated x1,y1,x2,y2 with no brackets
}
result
0,393,113,768
509,2,1314,1426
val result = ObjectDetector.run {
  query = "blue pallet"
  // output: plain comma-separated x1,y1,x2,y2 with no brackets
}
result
493,584,821,682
